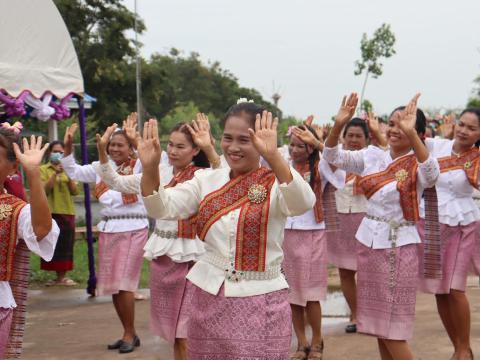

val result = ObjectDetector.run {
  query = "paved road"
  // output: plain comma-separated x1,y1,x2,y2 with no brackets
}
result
20,278,480,359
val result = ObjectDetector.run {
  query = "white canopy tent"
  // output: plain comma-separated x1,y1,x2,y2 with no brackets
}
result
0,0,83,98
0,3,96,357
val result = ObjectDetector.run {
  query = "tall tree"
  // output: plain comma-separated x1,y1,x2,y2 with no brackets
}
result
54,1,280,132
467,75,480,108
354,23,396,112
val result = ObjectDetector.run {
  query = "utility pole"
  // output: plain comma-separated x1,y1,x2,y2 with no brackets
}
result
134,0,142,129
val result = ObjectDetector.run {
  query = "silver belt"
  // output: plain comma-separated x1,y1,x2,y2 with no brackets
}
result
365,214,415,245
154,228,178,239
101,214,148,221
365,214,415,289
204,253,281,282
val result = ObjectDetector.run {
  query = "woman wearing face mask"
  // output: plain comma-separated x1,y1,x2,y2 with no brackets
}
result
39,141,78,286
278,124,344,360
417,108,480,360
139,101,316,359
60,120,149,354
95,113,220,360
324,93,439,360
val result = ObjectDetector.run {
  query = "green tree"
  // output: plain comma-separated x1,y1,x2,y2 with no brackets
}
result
54,1,280,134
54,0,145,131
355,23,396,112
467,75,480,108
362,99,373,114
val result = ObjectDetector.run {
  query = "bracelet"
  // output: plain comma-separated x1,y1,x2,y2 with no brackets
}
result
210,156,221,169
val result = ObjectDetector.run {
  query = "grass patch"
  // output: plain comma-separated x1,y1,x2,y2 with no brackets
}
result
29,240,150,289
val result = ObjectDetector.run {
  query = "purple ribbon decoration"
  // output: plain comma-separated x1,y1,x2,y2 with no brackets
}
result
50,93,74,120
0,91,29,118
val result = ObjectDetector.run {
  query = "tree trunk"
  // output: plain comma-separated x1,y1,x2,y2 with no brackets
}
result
358,70,369,115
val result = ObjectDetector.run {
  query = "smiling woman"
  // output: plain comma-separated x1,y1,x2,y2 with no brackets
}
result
139,101,316,359
324,93,440,360
60,120,149,354
417,107,480,360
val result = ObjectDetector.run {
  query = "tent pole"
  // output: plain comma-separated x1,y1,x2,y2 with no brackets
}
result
47,119,58,141
77,97,96,296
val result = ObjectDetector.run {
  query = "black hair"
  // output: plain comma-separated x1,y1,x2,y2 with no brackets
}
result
460,108,480,123
342,117,369,139
0,127,21,162
169,122,210,168
221,102,266,129
294,124,320,189
389,106,427,137
426,125,436,138
459,108,480,147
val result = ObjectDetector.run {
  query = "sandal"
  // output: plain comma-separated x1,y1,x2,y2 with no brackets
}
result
134,292,146,301
307,341,324,360
57,278,77,286
290,345,310,360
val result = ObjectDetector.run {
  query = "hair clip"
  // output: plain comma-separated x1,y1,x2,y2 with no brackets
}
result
286,125,296,137
236,98,255,104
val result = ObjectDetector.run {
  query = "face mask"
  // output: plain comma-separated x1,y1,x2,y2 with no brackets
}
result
50,152,63,163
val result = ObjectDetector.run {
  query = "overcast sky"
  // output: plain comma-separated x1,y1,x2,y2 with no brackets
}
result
124,0,480,123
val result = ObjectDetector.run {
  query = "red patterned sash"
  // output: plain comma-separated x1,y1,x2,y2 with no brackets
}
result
422,148,480,279
165,164,201,239
345,173,355,184
437,147,480,188
346,173,363,195
295,161,323,223
0,193,27,282
356,154,419,221
95,159,138,205
196,167,275,271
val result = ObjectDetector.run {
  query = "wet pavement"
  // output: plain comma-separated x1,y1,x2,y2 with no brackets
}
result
20,277,480,359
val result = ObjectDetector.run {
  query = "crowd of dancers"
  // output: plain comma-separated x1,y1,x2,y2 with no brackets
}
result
1,93,480,360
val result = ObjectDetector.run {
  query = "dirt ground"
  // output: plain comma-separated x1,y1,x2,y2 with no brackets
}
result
19,277,480,360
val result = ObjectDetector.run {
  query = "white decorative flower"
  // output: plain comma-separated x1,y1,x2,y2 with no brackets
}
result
237,98,254,104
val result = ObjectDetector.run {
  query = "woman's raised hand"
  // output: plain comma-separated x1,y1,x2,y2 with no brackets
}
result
366,112,380,134
95,123,118,164
292,126,321,150
248,111,279,161
394,93,421,135
13,136,49,173
440,113,455,139
123,112,139,148
187,113,214,150
335,93,358,127
137,119,161,170
63,123,78,156
303,115,314,127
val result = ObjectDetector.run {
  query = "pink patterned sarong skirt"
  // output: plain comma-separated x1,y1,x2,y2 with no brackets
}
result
356,242,418,340
149,256,194,343
417,220,478,293
327,212,364,271
0,308,13,359
96,228,149,296
282,229,327,306
188,285,291,359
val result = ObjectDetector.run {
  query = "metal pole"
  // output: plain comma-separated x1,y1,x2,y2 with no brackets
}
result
47,119,58,141
358,70,369,115
78,97,97,296
134,0,142,129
